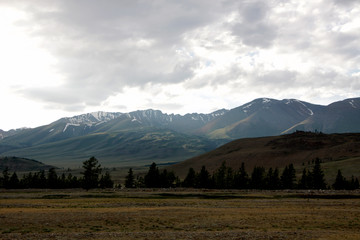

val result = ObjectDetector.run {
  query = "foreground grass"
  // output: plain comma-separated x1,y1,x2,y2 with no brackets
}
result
0,189,359,240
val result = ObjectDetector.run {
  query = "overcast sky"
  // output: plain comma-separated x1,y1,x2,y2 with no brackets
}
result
1,0,359,130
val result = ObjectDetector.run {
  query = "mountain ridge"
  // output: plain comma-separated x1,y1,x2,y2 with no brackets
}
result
0,97,359,167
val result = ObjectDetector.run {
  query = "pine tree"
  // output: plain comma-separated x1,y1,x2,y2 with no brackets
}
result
354,178,360,189
9,172,20,189
281,164,296,189
251,166,265,189
214,161,227,189
311,158,326,189
349,176,359,190
298,168,309,189
183,168,196,188
47,168,59,188
81,156,102,190
272,168,280,189
125,168,135,188
197,166,211,188
99,171,114,188
333,170,346,190
266,168,280,189
234,162,249,189
159,169,176,188
39,170,47,188
2,167,10,189
144,162,160,188
225,167,234,189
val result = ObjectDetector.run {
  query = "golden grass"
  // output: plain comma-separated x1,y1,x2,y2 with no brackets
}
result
0,190,359,239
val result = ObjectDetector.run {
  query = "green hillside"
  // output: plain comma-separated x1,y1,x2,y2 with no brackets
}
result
2,128,217,168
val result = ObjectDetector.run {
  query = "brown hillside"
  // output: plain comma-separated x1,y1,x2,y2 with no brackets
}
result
168,131,360,178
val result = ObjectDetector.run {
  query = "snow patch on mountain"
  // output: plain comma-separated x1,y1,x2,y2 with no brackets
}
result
262,98,271,104
243,103,253,109
63,123,80,132
294,100,314,115
349,100,357,108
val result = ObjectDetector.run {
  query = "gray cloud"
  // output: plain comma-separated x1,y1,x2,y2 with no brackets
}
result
15,0,232,111
4,0,360,113
231,1,277,48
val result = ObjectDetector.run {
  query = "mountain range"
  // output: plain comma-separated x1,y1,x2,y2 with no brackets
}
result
0,97,359,168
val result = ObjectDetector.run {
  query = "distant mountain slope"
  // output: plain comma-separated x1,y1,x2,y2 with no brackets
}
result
0,156,55,171
168,131,360,178
283,98,360,134
0,128,28,140
199,98,324,139
2,128,218,168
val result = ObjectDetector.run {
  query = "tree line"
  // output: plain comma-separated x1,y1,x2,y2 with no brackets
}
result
1,156,359,190
126,158,359,190
0,157,114,190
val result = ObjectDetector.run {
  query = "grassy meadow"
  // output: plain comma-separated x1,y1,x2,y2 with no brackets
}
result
0,189,359,240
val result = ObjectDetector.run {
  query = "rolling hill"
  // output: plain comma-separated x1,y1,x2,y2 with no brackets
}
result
0,156,55,171
168,131,360,181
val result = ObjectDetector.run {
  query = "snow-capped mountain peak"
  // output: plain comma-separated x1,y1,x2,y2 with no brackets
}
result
63,111,123,126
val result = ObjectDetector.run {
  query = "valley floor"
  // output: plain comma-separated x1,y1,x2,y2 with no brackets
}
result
0,189,359,240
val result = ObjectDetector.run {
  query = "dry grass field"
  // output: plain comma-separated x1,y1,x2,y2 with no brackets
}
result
0,189,359,240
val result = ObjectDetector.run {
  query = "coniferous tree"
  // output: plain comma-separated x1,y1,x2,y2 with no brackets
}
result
183,168,196,188
59,173,67,188
197,166,211,188
135,176,145,188
214,161,227,189
47,168,59,188
234,162,249,189
159,169,176,188
250,166,265,189
66,173,79,188
8,172,20,189
2,167,10,189
349,176,359,190
125,168,135,188
311,158,326,189
333,170,346,190
144,162,160,188
272,168,280,189
298,168,309,189
99,171,114,188
225,167,234,189
266,168,280,189
20,172,32,188
39,170,47,188
265,168,273,189
81,156,102,190
281,164,296,189
353,177,359,189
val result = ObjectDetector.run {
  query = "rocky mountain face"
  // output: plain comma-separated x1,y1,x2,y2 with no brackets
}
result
0,97,359,167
